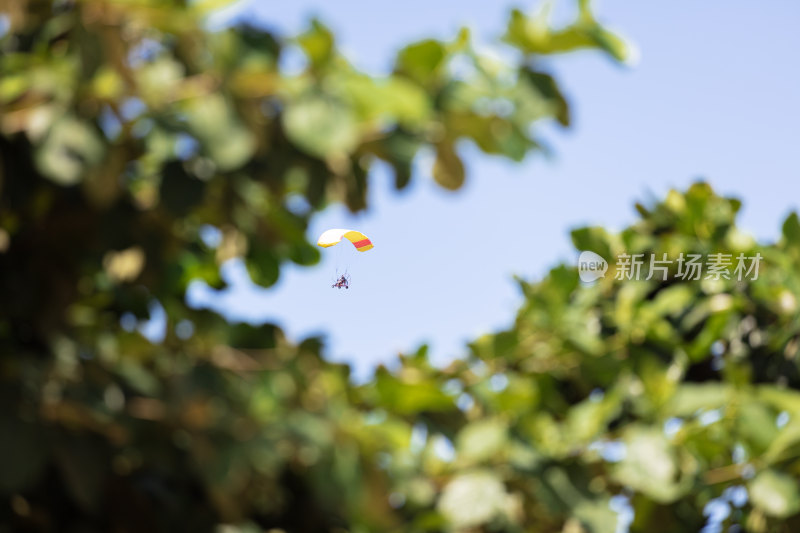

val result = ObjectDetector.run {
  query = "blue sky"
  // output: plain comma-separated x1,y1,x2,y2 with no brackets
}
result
189,0,800,380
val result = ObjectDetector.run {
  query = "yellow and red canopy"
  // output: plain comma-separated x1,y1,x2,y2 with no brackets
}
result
316,229,374,252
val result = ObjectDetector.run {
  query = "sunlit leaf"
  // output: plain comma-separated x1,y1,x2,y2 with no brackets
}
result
749,469,800,518
35,115,104,185
283,93,360,158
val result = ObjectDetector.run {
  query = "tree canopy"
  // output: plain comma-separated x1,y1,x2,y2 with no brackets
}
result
2,1,800,532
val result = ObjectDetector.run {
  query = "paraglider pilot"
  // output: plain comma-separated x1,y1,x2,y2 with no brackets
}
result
332,274,350,289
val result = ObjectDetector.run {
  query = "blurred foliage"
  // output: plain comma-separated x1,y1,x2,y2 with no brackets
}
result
4,1,800,533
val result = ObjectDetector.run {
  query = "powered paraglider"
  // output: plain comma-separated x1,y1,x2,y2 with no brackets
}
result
317,229,373,289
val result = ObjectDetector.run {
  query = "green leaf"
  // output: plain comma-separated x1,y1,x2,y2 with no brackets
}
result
381,77,432,125
35,115,104,185
504,9,585,55
185,94,255,171
136,56,184,107
395,39,446,85
297,19,334,68
480,374,539,416
737,401,779,455
437,470,512,530
373,368,454,415
288,240,320,266
246,242,280,287
456,418,507,464
339,74,431,126
782,212,800,249
504,8,631,63
523,69,570,127
749,469,800,518
586,25,631,63
570,226,612,258
668,383,730,417
432,141,465,190
613,427,687,503
543,468,617,533
283,94,360,158
384,129,420,190
565,389,622,443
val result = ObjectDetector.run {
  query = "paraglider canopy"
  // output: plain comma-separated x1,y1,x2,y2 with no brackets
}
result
316,229,374,252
